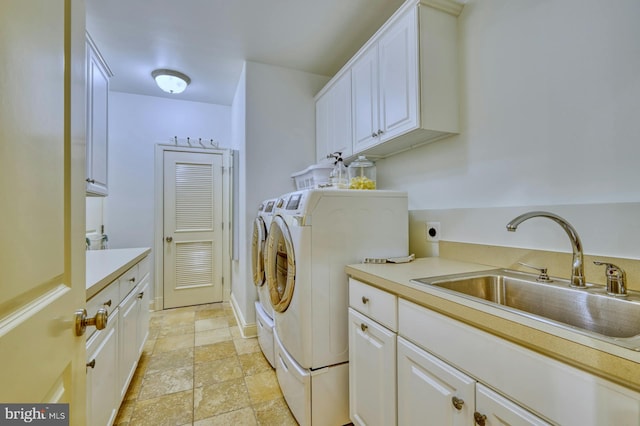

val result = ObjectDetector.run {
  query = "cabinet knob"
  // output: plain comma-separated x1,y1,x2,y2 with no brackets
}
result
74,307,108,336
361,296,369,304
474,412,487,426
103,299,112,307
138,291,144,300
86,359,96,369
451,396,465,410
166,236,173,243
377,129,384,136
86,178,95,184
128,277,136,283
360,323,368,332
371,132,378,138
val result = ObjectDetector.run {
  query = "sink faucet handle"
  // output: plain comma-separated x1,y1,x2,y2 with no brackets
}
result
593,261,627,297
517,262,553,282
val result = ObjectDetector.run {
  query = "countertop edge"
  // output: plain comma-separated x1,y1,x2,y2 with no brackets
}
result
86,248,151,300
345,258,640,393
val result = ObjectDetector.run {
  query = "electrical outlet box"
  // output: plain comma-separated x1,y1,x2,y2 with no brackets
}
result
426,222,441,242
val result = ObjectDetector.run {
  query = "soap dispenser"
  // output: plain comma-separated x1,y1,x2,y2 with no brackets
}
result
327,152,348,189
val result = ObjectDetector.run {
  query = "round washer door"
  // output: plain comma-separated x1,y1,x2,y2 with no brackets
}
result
251,216,267,286
265,215,295,313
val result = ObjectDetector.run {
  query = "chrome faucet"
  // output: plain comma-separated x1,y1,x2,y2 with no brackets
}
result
506,211,585,288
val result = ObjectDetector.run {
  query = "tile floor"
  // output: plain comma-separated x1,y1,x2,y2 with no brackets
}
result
114,302,298,425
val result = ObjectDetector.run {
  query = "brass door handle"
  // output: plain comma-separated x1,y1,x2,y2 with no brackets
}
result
452,396,464,410
360,323,368,332
74,308,108,336
166,236,173,243
474,412,487,426
361,296,369,304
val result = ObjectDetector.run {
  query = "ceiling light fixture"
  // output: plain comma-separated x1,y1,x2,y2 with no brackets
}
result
151,69,191,94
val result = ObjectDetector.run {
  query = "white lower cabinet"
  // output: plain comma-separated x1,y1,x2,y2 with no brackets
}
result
86,255,150,426
348,278,640,426
398,298,640,425
348,308,396,426
397,336,475,425
475,383,551,426
86,308,119,426
397,336,550,426
118,287,140,400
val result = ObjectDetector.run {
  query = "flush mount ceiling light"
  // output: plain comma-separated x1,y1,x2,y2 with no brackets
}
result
151,69,191,94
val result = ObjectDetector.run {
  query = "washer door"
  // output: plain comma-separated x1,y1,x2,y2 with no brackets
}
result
265,215,296,313
252,216,267,286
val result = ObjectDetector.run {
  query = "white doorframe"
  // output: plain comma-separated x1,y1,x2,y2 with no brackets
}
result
154,145,233,310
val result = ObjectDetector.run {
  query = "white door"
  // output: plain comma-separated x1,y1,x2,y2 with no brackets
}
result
352,44,380,152
475,384,552,426
0,0,87,423
163,150,223,308
378,6,418,141
348,308,397,426
397,337,475,426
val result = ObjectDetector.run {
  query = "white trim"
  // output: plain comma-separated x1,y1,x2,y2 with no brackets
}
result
153,144,233,310
230,292,258,338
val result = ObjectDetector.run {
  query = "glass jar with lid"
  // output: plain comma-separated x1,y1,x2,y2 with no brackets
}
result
349,156,376,189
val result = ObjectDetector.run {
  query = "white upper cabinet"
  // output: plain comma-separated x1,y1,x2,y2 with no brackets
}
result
315,0,462,162
352,45,380,153
316,70,353,163
353,6,419,154
86,33,112,196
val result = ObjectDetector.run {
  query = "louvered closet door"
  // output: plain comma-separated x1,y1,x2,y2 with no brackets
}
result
163,151,223,308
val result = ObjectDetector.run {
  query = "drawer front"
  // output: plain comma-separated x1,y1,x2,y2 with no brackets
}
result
137,255,150,281
85,280,119,340
118,264,139,301
349,278,397,331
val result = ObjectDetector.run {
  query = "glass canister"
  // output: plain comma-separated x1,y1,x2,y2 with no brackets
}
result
349,156,376,189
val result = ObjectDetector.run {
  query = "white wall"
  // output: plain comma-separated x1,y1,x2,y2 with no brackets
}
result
105,92,231,303
230,61,329,328
377,0,640,259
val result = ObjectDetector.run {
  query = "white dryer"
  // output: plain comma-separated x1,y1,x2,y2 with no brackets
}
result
251,198,277,367
265,189,408,425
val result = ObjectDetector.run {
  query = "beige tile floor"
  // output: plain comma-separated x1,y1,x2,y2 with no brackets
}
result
114,302,298,426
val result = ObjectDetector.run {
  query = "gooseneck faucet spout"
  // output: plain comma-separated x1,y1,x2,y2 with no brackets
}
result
506,211,585,288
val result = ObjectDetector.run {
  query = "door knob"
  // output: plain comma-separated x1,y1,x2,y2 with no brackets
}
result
74,308,108,336
165,236,173,242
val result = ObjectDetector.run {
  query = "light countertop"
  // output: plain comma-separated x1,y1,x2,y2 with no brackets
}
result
346,257,640,393
86,247,151,300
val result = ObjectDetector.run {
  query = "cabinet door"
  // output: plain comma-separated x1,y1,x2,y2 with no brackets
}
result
352,44,380,153
475,383,552,426
86,310,119,426
317,72,354,163
348,308,396,426
86,39,109,196
378,6,418,142
136,277,151,356
118,289,139,400
329,71,353,158
315,91,331,163
397,337,474,426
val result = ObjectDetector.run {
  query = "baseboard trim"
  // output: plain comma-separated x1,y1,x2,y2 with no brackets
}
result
230,292,257,338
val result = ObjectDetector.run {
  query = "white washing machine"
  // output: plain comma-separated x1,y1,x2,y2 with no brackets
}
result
251,198,277,367
265,189,408,425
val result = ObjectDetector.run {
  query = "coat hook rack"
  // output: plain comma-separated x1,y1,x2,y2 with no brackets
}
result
167,136,221,149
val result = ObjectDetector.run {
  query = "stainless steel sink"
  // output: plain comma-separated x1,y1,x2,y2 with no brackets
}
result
411,269,640,351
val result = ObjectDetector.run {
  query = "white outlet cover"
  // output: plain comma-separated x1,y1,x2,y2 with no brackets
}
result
426,221,441,242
